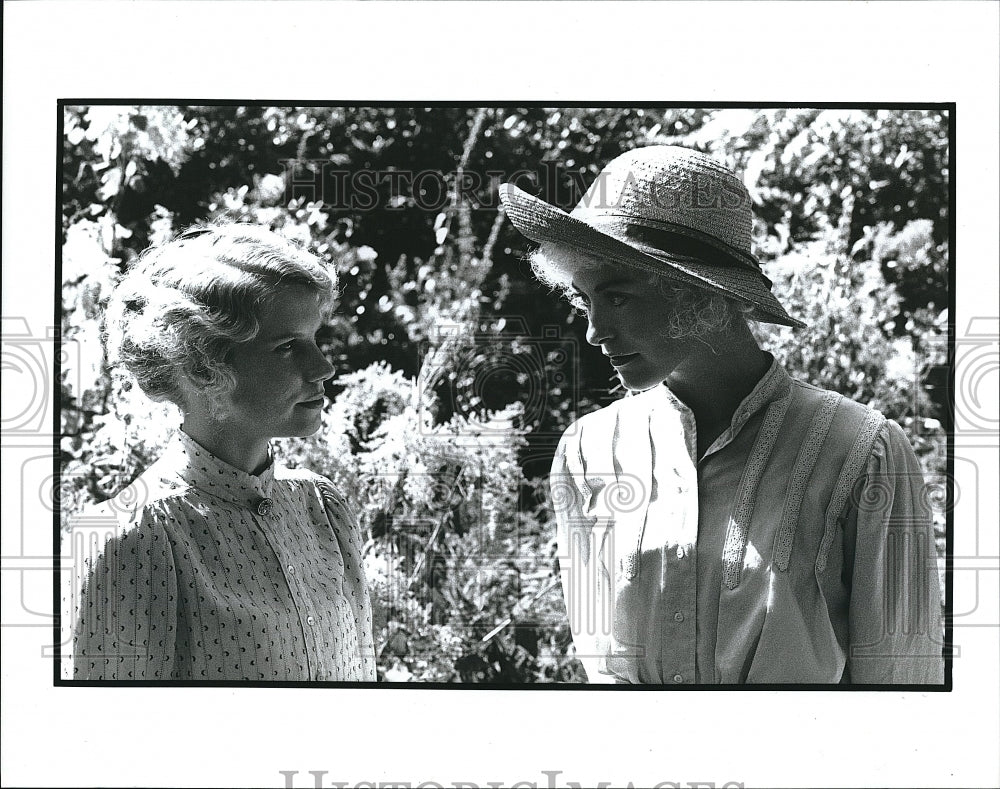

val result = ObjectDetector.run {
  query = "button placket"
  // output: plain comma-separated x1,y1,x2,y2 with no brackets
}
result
274,506,326,679
662,497,696,685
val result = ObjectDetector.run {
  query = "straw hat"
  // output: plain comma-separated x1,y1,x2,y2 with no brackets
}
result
499,145,805,329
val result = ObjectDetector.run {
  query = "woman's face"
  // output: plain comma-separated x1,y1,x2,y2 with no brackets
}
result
571,264,699,392
219,283,335,441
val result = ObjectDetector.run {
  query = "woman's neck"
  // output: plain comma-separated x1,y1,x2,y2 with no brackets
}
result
180,415,270,476
665,324,772,455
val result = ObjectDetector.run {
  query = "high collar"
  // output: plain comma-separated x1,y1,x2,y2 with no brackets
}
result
721,354,792,439
165,429,277,508
653,354,792,463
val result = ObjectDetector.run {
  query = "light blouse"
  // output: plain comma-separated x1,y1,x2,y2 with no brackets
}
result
551,357,944,684
69,431,376,681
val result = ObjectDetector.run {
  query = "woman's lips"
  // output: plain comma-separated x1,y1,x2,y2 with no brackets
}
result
296,398,325,409
609,353,640,368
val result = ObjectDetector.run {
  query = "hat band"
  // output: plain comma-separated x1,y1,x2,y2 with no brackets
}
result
581,215,762,274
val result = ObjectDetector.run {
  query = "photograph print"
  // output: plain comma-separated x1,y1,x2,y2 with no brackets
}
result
57,104,950,685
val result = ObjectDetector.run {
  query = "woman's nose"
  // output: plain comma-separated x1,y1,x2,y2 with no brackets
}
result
585,308,613,347
306,344,336,383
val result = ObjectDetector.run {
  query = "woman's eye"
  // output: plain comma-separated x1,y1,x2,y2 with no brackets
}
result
608,293,628,307
276,341,295,353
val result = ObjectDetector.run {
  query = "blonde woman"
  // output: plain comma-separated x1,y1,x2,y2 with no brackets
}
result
500,146,943,684
72,223,375,681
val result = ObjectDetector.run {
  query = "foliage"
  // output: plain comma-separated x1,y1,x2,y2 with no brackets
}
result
60,106,949,681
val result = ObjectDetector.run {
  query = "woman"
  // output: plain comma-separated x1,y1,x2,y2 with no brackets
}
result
499,145,944,684
72,223,376,681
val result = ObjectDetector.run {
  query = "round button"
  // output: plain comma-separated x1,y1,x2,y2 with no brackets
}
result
676,546,685,559
256,498,273,516
306,615,315,626
287,565,295,575
674,611,684,623
673,673,684,683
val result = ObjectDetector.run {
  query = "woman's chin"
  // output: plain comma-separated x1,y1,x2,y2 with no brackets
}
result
618,371,665,393
294,421,324,438
278,413,325,439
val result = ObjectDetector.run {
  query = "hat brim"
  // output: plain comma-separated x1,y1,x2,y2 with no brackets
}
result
499,183,805,329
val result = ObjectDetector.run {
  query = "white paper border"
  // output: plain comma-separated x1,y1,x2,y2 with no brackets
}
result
2,3,998,788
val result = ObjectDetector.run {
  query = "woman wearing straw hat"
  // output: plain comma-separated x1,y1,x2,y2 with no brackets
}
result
500,146,944,684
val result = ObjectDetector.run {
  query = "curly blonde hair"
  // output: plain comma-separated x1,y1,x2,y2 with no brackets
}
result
104,222,337,410
528,241,746,339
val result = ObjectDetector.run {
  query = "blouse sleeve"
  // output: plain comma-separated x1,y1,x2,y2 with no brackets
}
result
72,501,178,680
550,432,616,684
843,419,945,683
317,479,377,681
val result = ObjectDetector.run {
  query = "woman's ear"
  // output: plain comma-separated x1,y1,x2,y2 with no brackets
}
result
175,374,231,424
206,390,233,422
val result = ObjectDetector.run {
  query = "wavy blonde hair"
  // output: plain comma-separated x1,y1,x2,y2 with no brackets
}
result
104,222,337,410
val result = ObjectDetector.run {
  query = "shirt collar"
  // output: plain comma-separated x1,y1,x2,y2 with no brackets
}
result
166,429,277,508
725,354,792,437
655,354,792,461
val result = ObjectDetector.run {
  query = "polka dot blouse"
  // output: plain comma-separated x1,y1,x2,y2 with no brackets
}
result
70,430,376,681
